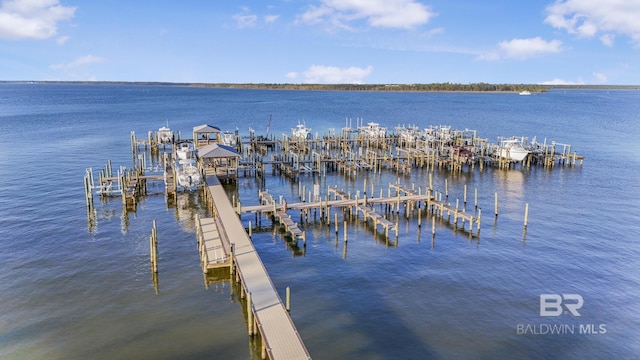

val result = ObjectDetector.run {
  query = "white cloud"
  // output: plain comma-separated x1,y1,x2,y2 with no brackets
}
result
265,14,279,23
593,72,608,82
0,0,75,40
50,54,105,70
233,12,257,28
499,37,563,59
302,65,373,84
56,34,69,44
479,37,563,60
233,7,280,28
297,0,436,30
545,0,640,46
420,27,444,38
600,33,615,47
285,72,298,80
539,77,586,85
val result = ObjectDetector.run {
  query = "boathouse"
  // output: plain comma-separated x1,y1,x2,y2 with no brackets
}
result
197,143,240,179
193,124,221,148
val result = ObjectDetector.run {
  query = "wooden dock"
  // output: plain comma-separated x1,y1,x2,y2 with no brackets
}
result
82,122,584,357
258,190,306,245
241,181,481,237
202,176,311,360
195,216,230,270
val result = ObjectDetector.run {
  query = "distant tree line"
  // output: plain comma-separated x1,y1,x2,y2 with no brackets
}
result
5,81,639,92
193,82,549,93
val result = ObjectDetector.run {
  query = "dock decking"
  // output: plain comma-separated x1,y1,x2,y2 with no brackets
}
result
202,176,311,360
195,216,229,269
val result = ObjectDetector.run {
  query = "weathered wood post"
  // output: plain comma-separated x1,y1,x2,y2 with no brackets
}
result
431,215,436,237
286,286,291,312
474,188,478,210
343,220,348,242
247,292,254,336
150,220,158,273
445,178,448,199
230,243,235,275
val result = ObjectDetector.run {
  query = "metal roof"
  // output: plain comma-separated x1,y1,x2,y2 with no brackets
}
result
193,124,221,133
198,143,240,158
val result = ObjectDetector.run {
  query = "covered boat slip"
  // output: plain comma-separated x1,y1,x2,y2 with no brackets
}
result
203,175,311,360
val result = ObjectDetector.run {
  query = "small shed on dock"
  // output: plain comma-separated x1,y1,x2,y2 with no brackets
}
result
193,124,221,148
197,143,240,179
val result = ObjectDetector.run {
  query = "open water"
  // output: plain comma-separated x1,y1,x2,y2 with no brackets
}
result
1,84,639,359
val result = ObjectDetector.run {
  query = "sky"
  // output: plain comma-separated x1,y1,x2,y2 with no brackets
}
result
1,0,640,85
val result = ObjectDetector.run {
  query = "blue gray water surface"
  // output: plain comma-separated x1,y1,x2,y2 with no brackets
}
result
0,84,639,359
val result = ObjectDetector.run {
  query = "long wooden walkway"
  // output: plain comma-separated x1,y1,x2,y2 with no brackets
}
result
203,176,311,360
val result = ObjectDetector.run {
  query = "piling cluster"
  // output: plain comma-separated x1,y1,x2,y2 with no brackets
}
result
241,124,584,182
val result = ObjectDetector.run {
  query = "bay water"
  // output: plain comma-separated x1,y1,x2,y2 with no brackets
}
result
1,84,639,359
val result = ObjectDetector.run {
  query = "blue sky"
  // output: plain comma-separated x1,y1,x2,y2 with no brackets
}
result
1,0,639,84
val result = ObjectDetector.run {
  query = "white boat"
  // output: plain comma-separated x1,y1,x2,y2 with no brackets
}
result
175,140,195,160
222,131,237,147
394,124,420,144
291,123,312,139
519,90,531,96
176,159,201,190
498,137,530,161
359,122,386,138
157,125,173,144
421,125,452,142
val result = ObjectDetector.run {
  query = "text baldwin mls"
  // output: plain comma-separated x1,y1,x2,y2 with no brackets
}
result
516,294,607,335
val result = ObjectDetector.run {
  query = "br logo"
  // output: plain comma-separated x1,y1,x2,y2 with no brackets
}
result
540,294,583,316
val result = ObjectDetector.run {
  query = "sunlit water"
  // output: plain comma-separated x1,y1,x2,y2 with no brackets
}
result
1,84,639,359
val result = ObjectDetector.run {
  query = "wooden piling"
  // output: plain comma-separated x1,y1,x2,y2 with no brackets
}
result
343,220,347,242
286,286,291,312
230,243,235,275
431,216,436,236
150,219,158,273
247,292,254,336
474,188,478,209
524,203,529,228
445,178,448,199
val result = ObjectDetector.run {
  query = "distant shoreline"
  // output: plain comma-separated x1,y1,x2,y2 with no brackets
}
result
2,80,640,92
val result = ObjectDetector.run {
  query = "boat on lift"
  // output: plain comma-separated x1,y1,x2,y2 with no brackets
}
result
157,123,173,144
359,122,387,138
394,124,420,144
175,140,195,160
291,122,312,139
222,130,237,146
421,125,452,142
176,159,201,190
498,137,530,161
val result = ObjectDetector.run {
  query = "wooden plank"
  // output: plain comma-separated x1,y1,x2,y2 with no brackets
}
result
199,217,228,268
206,176,310,360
